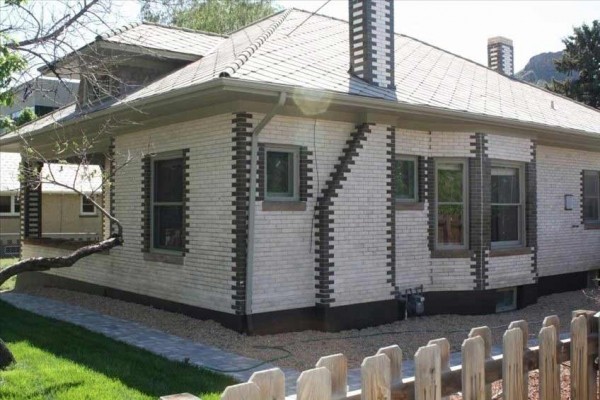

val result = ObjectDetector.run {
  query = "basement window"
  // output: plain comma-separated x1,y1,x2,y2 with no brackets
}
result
496,288,517,312
394,156,417,202
151,154,184,252
0,194,19,216
583,170,600,225
265,146,299,201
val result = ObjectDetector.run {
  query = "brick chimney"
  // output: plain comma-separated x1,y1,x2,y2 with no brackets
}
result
348,0,395,89
487,36,514,76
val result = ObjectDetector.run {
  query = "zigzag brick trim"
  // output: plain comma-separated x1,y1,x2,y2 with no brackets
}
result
314,123,371,307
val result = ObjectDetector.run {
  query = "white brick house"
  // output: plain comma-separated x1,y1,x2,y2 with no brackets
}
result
2,2,600,333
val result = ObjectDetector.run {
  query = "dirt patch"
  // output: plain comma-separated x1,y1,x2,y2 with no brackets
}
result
16,286,599,371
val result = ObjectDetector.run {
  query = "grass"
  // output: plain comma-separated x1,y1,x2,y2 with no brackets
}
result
0,258,18,291
0,300,233,399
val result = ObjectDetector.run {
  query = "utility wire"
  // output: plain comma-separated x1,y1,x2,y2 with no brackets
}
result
286,0,331,37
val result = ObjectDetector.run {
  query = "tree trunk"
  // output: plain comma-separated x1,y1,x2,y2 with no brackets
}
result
0,339,15,369
0,235,122,287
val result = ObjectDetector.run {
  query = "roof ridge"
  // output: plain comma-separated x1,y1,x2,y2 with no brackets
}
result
219,9,292,78
96,22,143,41
139,21,227,38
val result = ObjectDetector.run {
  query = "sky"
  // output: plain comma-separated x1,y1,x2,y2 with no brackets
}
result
23,0,600,73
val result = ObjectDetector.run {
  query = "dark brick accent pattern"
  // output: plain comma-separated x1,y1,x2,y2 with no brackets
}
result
299,146,314,202
314,123,371,307
141,155,151,253
426,157,436,253
469,133,491,290
386,127,397,295
417,156,427,203
20,161,43,241
182,148,190,255
256,144,265,201
231,112,253,315
108,137,116,236
526,142,538,282
580,170,585,225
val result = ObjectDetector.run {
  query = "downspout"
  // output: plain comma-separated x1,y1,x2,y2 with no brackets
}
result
245,91,287,331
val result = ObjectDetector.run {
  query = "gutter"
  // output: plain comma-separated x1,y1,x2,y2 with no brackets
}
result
245,91,287,331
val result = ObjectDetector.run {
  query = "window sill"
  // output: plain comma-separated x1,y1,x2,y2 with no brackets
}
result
0,214,19,218
584,223,600,230
431,249,472,259
143,252,184,265
79,214,99,218
395,202,424,211
490,247,532,257
262,201,306,212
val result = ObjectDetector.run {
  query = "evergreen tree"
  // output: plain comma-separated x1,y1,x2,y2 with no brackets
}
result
549,20,600,109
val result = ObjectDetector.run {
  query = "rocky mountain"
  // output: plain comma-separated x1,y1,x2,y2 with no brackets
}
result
515,51,577,87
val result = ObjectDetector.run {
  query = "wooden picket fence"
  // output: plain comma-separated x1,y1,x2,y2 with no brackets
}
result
217,310,600,400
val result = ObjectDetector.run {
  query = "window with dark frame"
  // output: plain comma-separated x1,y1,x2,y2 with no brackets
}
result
393,156,417,202
152,156,184,252
80,196,97,215
0,194,19,215
265,146,299,201
436,160,467,249
491,164,524,247
583,170,600,224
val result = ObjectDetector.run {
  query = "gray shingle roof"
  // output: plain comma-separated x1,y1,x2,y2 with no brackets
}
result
99,22,225,57
7,9,600,138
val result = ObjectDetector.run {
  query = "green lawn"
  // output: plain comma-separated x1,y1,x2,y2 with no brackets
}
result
0,300,233,399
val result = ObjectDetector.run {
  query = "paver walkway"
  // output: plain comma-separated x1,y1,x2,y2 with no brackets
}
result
0,292,568,397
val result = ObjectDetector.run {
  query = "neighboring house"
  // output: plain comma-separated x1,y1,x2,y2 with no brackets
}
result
1,3,600,334
0,76,79,121
0,152,102,257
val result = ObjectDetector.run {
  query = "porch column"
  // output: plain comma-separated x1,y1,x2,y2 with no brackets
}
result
20,160,43,240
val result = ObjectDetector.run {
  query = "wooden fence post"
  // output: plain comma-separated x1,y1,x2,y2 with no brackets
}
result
508,320,529,400
376,345,402,385
461,336,485,400
503,328,524,400
316,354,347,399
361,353,391,400
414,344,441,400
468,326,492,400
428,339,450,400
538,325,560,400
248,368,285,400
573,310,598,400
221,382,261,400
542,315,560,333
571,314,589,400
297,367,332,400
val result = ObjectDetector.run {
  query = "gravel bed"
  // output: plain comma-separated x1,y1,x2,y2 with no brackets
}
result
15,287,599,371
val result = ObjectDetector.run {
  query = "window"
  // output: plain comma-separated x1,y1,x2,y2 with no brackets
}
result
0,194,19,216
80,196,97,216
583,170,600,224
496,288,517,312
436,160,467,249
394,156,417,202
491,164,524,247
265,146,299,201
152,155,184,252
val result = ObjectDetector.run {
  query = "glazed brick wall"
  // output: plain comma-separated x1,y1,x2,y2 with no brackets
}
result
537,145,600,277
329,123,395,306
487,252,536,289
395,129,476,293
26,114,240,314
485,135,537,289
251,116,354,313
